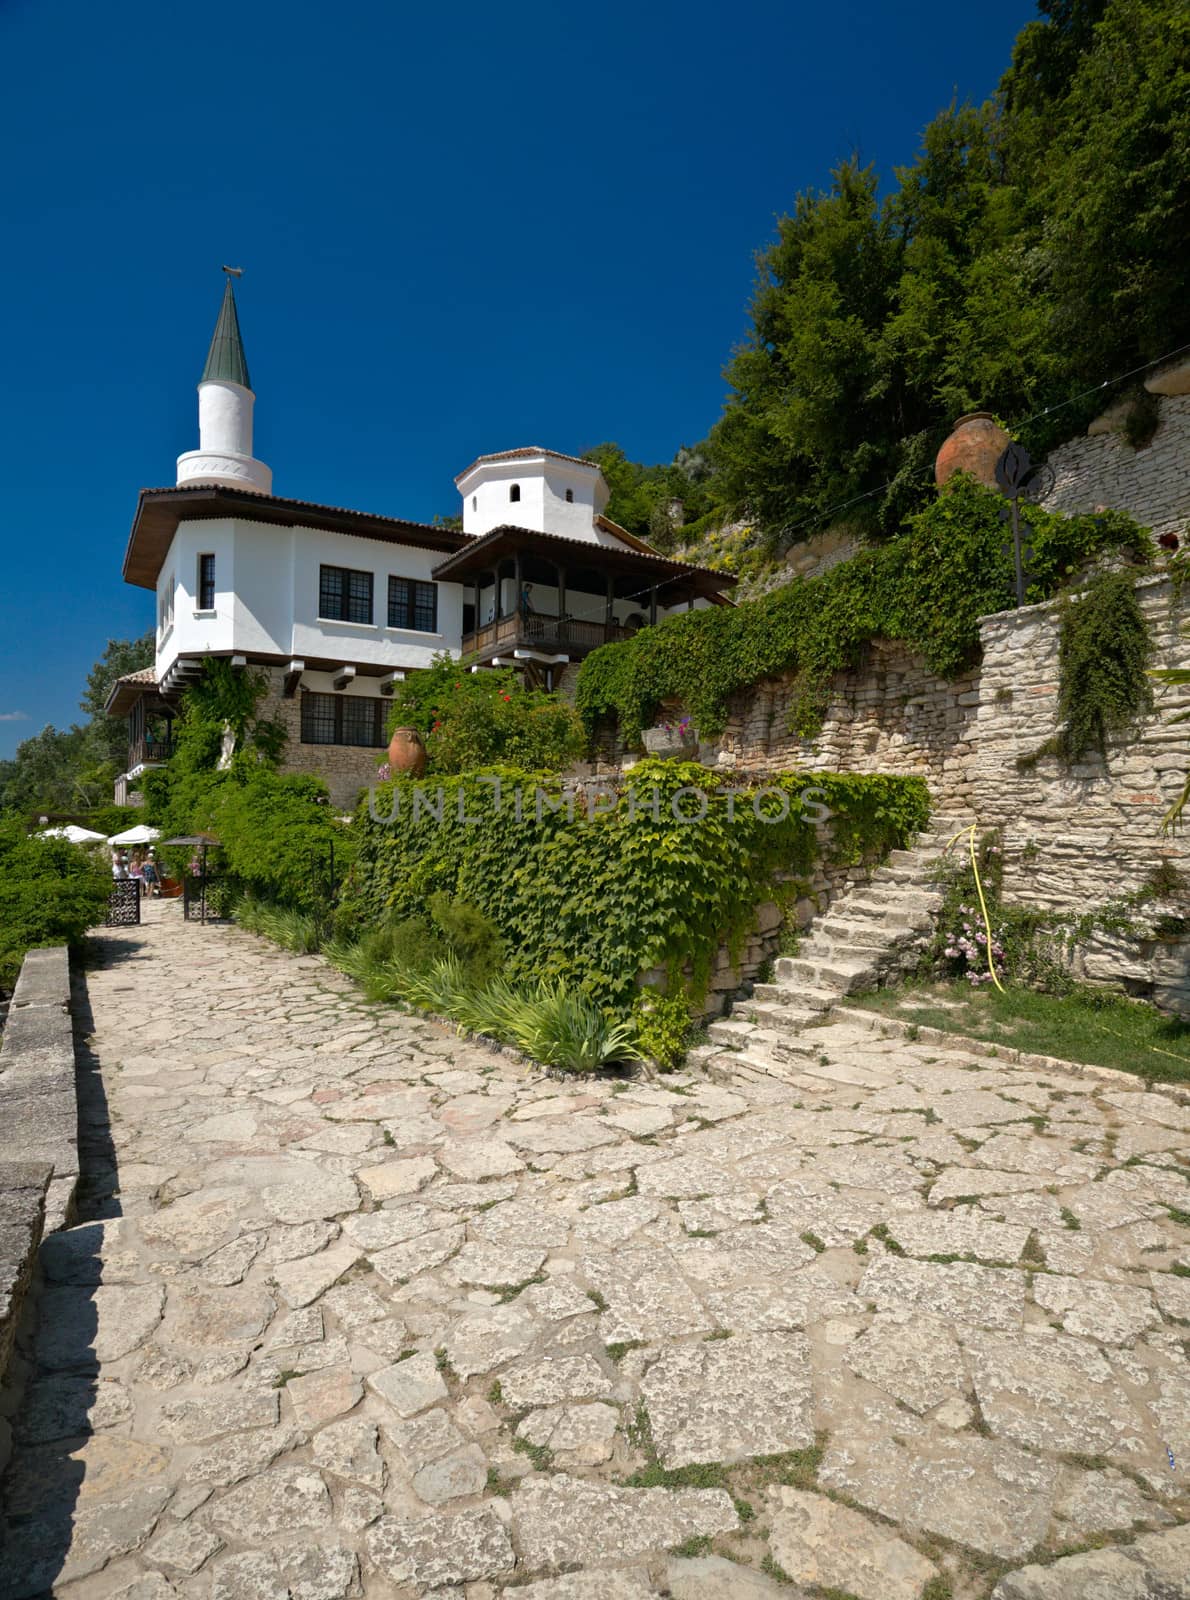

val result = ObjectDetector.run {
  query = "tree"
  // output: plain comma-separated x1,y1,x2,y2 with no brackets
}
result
0,631,155,814
689,0,1189,548
80,631,155,768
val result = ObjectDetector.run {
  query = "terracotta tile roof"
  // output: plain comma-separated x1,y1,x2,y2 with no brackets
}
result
454,446,602,484
115,667,158,687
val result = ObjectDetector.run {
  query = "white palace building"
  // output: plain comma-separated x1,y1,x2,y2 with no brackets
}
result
108,280,734,808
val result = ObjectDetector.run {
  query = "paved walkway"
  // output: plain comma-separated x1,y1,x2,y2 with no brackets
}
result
1,902,1188,1600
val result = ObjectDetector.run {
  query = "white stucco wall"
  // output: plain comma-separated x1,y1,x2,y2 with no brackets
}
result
458,454,610,540
155,516,465,678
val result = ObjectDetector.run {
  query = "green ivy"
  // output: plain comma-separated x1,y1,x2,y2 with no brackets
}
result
576,479,1152,744
1023,571,1154,766
345,761,928,1012
386,653,585,775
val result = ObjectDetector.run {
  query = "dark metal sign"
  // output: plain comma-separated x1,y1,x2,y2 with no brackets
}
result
995,442,1054,607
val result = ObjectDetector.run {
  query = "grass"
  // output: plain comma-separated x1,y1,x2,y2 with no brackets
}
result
852,980,1190,1084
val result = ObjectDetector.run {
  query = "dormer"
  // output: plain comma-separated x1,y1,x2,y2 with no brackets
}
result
455,447,610,543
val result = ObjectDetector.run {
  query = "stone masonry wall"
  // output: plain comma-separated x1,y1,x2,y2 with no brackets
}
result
606,576,1190,1014
258,669,387,813
974,576,1190,1013
1038,394,1190,542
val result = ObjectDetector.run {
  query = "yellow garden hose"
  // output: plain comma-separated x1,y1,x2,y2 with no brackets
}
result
944,822,1190,1067
947,822,1006,993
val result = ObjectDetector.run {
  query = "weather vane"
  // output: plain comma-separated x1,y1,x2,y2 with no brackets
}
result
221,265,243,278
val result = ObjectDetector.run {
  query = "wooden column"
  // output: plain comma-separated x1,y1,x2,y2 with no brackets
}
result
605,573,615,629
649,585,658,627
556,562,567,623
513,551,522,618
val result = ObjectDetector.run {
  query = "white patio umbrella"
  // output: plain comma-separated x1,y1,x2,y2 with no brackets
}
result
108,824,161,846
39,824,108,843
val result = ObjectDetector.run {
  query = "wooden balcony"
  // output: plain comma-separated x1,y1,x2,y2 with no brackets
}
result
464,613,630,660
128,737,174,769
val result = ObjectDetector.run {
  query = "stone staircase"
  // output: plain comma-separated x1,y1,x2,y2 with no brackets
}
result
691,817,969,1085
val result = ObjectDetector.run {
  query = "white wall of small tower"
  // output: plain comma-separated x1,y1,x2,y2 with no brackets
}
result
458,455,610,541
177,379,273,493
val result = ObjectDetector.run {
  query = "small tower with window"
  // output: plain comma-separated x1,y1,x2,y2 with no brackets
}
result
176,276,272,494
455,447,610,543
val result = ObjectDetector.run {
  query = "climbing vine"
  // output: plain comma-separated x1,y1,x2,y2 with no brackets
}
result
576,479,1152,744
1023,571,1154,767
346,761,929,1013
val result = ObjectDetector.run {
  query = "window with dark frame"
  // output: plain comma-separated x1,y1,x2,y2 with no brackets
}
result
509,483,521,502
319,564,373,624
388,576,438,632
198,553,216,610
300,691,386,748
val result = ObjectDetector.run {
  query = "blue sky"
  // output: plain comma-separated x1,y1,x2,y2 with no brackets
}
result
0,0,1036,758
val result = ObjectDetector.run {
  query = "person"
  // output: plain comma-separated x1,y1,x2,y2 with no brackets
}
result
129,850,146,897
111,852,129,881
142,849,160,898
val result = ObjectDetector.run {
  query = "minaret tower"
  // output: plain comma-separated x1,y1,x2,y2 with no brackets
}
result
176,273,272,493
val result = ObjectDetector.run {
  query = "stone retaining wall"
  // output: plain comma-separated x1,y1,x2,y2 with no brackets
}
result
640,832,888,1022
605,575,1190,1013
257,667,387,812
1038,393,1190,542
0,945,76,1475
0,947,80,1231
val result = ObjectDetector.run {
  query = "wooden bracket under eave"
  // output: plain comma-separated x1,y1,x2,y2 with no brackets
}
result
332,665,357,691
283,660,306,698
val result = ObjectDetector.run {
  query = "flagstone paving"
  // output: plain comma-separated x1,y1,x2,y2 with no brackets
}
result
1,902,1188,1599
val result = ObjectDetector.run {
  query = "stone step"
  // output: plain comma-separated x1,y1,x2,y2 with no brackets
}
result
733,999,826,1031
754,979,837,1011
846,890,941,917
785,955,876,995
870,864,938,887
813,915,920,949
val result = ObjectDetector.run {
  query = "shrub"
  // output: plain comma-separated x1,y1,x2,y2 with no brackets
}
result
633,991,695,1070
0,818,111,988
349,760,929,1013
234,895,322,953
386,654,586,774
576,480,1152,742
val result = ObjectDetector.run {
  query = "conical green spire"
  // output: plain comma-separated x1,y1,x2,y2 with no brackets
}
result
201,279,251,389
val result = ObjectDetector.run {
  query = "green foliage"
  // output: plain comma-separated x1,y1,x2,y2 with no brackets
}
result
1025,571,1154,765
610,0,1188,552
0,817,111,988
633,991,695,1071
386,654,585,775
582,442,717,550
234,895,322,953
0,632,155,815
171,658,287,773
427,891,505,981
347,760,928,1014
577,479,1151,742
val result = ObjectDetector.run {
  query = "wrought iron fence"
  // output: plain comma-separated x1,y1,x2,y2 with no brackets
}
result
183,876,233,922
106,880,141,927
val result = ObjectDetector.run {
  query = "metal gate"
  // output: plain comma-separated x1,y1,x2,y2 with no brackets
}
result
106,880,141,926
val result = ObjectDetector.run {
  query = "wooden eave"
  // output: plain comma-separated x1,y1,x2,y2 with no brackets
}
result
123,486,468,590
430,523,736,603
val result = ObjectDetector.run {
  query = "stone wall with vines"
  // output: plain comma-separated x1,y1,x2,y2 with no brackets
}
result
594,574,1190,1012
974,574,1190,1014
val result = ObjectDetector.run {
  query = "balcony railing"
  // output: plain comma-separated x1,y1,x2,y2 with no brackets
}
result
128,737,174,769
465,613,630,658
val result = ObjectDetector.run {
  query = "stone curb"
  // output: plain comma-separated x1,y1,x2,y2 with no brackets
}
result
1,946,81,1228
0,947,76,1476
830,1003,1189,1095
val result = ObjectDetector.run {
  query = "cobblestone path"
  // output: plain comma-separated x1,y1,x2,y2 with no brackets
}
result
1,903,1188,1599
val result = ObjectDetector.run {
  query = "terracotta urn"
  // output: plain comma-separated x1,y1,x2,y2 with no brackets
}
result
387,726,427,777
934,412,1011,489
